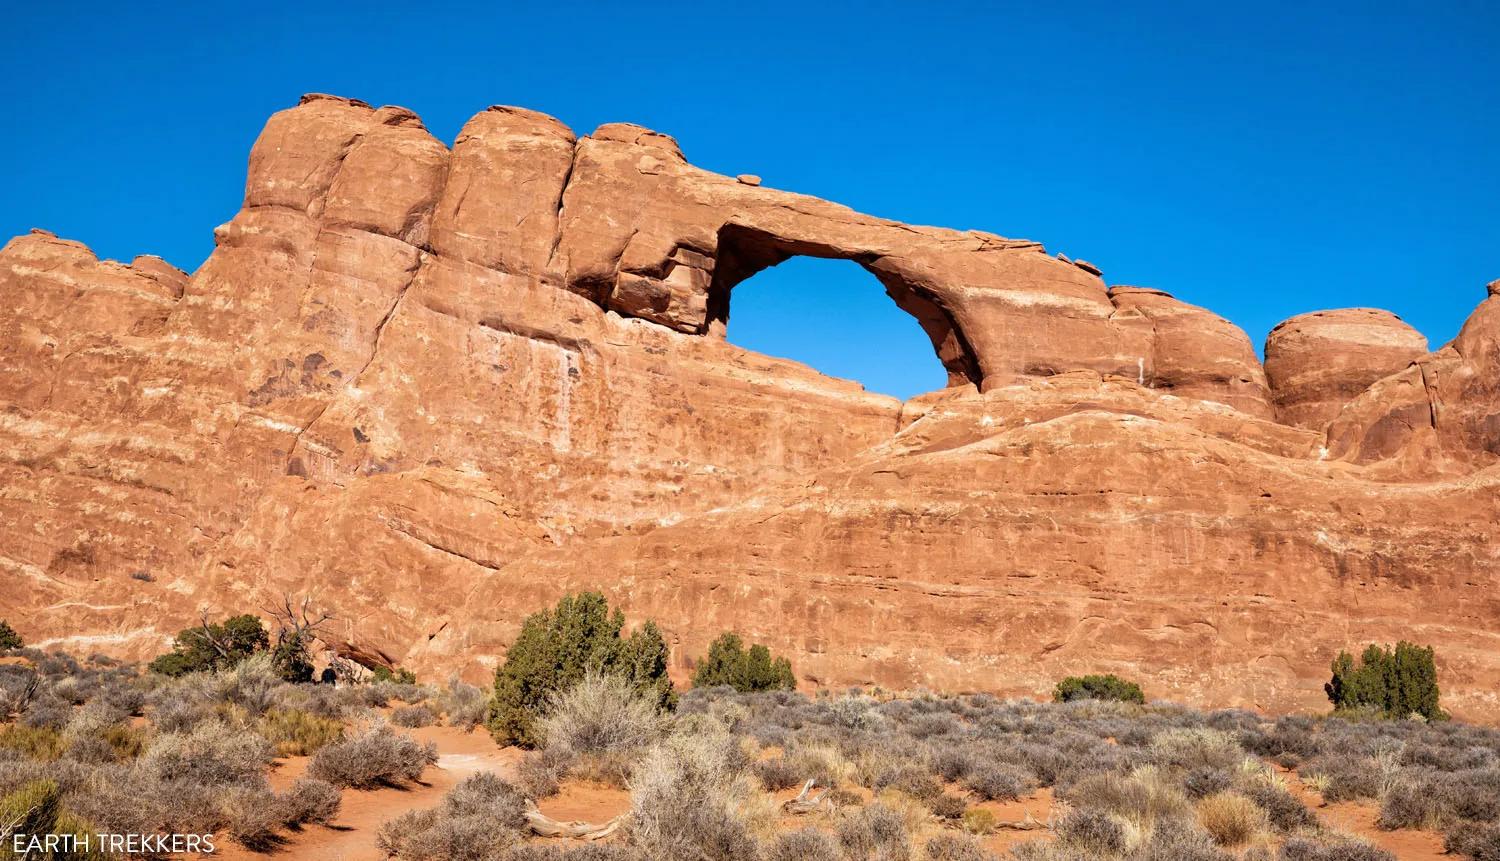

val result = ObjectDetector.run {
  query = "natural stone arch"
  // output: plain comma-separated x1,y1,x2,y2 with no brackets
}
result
702,223,984,388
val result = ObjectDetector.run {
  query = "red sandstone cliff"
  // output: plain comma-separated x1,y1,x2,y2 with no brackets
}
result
2,94,1496,718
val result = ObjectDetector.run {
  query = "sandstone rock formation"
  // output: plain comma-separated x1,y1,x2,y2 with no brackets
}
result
1265,308,1428,431
2,95,1497,719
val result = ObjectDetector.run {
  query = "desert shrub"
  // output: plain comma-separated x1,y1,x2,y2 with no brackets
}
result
790,738,856,788
283,777,341,824
1326,642,1446,720
629,717,757,861
1150,728,1243,770
372,664,419,685
1013,741,1071,786
765,827,842,861
1439,768,1500,821
270,680,354,719
137,719,275,788
93,724,148,761
1056,808,1128,854
1183,766,1234,799
932,747,976,781
690,632,796,693
0,620,22,651
99,682,146,718
1053,674,1146,705
224,783,285,849
373,681,426,706
436,677,488,730
0,779,109,861
637,804,758,861
488,592,676,748
1278,838,1396,861
442,772,528,826
921,833,992,861
63,735,119,765
193,652,281,716
569,751,636,789
753,755,803,791
507,848,651,861
961,807,997,835
392,704,437,728
0,755,97,800
539,672,668,756
1242,782,1316,832
1374,767,1500,827
1402,741,1492,771
827,696,883,733
1302,759,1382,802
1445,822,1500,861
965,762,1029,801
515,748,570,799
1130,816,1234,861
1196,792,1267,847
258,708,344,755
1377,774,1440,829
63,698,127,740
307,724,437,788
149,613,269,676
1065,767,1192,827
877,765,943,801
839,802,911,861
0,723,65,760
1243,718,1322,761
928,792,968,819
828,787,864,807
376,806,521,861
905,712,961,739
0,666,39,720
872,786,934,838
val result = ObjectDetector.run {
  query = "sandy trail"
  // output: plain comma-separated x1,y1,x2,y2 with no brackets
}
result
213,726,521,861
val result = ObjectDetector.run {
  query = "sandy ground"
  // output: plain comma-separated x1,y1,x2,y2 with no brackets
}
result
213,725,522,861
1278,768,1448,861
976,788,1057,855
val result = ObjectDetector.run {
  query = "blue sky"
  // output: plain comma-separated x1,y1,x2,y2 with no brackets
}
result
2,2,1495,400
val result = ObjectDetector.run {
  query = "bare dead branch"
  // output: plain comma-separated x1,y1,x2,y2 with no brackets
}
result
522,800,627,840
262,591,335,651
781,777,832,815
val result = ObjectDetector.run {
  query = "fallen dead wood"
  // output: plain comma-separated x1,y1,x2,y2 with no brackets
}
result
523,800,627,840
991,818,1048,831
781,777,831,815
988,809,1050,831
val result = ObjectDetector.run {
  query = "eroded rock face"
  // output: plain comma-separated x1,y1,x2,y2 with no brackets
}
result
1107,286,1273,418
1265,309,1428,431
1327,295,1500,476
2,95,1498,719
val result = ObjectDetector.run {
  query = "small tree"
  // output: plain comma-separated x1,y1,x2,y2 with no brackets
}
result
0,620,22,651
690,632,797,692
149,612,269,676
371,665,418,684
487,592,676,748
1052,674,1146,704
263,593,334,683
1325,641,1445,720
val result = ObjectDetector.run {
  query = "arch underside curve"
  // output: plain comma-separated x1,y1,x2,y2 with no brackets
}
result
704,223,984,389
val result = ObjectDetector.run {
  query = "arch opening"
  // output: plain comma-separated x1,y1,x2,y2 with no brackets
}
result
706,224,979,400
